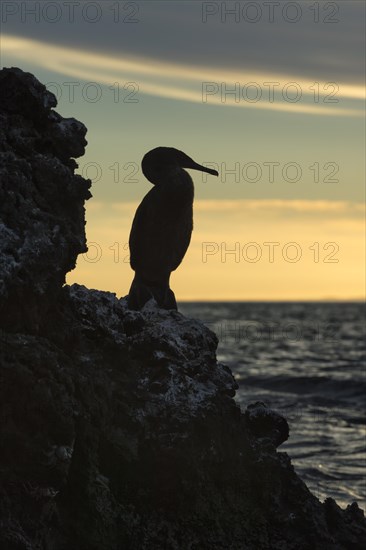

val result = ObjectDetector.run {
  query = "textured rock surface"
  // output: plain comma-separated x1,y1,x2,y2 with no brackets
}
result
0,68,365,549
0,67,91,332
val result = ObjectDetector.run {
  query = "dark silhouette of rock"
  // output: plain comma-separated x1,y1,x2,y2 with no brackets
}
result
0,68,365,550
245,401,289,447
0,67,91,333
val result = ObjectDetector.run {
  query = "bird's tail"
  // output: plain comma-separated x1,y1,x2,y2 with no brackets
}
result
127,275,177,311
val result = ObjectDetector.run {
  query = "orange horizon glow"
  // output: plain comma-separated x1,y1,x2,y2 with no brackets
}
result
66,198,365,302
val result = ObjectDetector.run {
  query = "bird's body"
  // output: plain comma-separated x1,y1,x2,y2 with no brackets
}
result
129,168,193,280
127,147,218,310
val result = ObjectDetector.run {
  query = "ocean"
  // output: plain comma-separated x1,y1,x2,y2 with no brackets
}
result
179,302,366,511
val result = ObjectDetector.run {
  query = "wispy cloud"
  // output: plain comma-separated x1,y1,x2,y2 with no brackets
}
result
2,34,364,117
193,199,365,214
88,198,365,219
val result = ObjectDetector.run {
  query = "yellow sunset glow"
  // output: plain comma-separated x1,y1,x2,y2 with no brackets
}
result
66,199,365,301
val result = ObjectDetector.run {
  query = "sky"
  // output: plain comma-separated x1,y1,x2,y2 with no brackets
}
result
1,0,365,300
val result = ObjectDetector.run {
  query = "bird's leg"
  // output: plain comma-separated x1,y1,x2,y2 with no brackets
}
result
127,275,154,310
162,287,177,310
127,273,177,311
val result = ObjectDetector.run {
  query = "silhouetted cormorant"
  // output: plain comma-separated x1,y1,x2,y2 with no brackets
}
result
127,147,218,310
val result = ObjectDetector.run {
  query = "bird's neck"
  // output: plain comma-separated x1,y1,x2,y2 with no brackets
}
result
158,168,194,201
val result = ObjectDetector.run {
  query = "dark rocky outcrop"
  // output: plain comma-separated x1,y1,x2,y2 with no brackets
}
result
0,68,365,550
0,67,91,333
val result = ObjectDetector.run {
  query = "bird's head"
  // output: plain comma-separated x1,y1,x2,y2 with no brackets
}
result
141,147,219,185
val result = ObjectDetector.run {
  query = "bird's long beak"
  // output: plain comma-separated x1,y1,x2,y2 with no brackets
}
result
188,161,219,176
